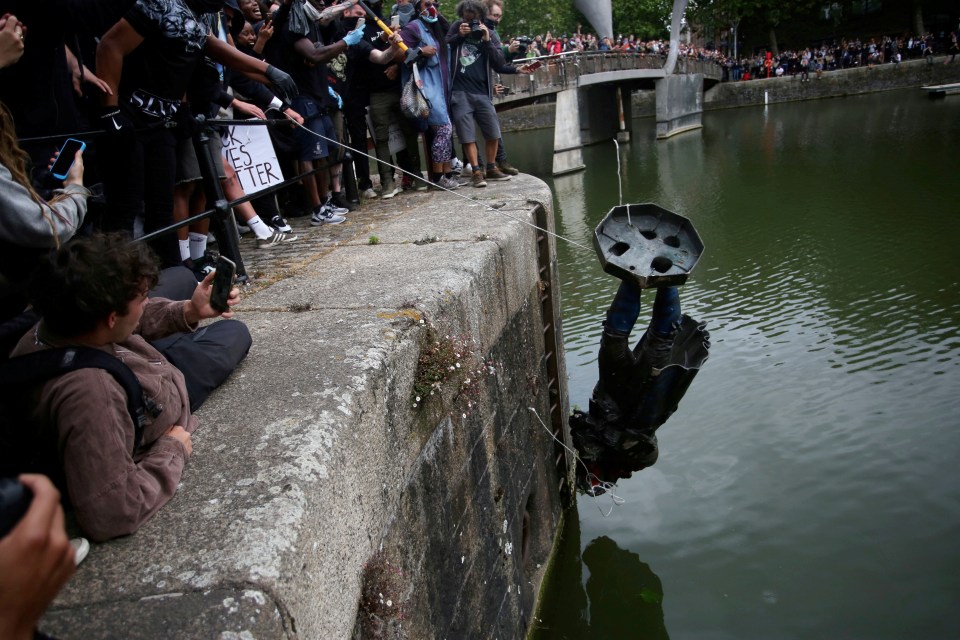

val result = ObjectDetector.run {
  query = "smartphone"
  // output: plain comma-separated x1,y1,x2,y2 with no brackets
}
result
390,13,400,29
209,255,237,313
50,138,86,181
356,16,365,31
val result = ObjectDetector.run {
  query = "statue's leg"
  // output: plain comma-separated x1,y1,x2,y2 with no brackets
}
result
649,286,680,336
604,280,642,336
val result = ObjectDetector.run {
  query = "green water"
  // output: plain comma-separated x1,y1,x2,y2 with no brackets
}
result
505,89,960,639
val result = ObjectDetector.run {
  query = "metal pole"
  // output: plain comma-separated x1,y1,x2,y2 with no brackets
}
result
192,120,248,282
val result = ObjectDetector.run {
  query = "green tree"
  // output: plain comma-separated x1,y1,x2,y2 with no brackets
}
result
688,0,820,54
499,0,672,40
612,0,673,40
499,0,579,37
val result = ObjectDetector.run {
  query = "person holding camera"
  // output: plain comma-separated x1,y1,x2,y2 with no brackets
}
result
9,233,250,542
0,474,76,640
478,0,522,176
445,0,524,187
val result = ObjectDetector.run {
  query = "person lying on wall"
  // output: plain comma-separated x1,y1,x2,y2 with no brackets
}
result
8,233,250,542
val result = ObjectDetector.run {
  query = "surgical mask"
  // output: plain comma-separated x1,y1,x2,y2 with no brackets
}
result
420,5,438,22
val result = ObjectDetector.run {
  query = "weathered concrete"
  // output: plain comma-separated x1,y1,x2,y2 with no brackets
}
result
577,84,624,146
704,56,960,110
40,175,571,639
655,73,704,139
552,88,585,176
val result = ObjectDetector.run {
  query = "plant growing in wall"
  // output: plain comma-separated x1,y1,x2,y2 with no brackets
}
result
411,321,492,413
358,551,408,639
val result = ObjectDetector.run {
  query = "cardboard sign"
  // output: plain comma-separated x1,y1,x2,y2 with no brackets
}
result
221,125,284,195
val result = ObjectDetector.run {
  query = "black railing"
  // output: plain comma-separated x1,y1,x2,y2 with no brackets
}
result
19,116,355,283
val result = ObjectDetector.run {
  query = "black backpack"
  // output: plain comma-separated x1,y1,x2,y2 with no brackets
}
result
0,310,147,487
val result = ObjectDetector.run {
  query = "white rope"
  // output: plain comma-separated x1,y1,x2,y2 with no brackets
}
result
613,138,623,208
292,121,593,252
528,407,625,517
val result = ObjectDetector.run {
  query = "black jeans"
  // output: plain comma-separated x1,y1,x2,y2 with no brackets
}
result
99,124,181,268
148,267,252,411
343,101,372,190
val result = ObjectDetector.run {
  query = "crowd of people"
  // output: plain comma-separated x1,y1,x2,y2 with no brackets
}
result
496,24,960,83
724,32,956,82
1,0,536,274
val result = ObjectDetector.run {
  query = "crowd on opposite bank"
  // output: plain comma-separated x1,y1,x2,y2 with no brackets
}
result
494,26,960,83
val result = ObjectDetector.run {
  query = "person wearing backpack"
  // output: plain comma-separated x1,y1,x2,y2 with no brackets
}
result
8,233,249,542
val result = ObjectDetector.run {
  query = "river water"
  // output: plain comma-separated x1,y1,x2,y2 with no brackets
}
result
503,88,960,639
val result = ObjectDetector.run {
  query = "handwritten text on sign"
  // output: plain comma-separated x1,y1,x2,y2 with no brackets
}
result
221,125,284,195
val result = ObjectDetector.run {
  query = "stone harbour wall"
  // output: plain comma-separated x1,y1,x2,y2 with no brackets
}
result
40,175,571,640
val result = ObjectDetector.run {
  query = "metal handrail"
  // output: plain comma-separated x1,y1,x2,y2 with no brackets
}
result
493,50,723,104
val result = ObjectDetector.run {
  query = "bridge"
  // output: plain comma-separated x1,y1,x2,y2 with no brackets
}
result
491,51,724,175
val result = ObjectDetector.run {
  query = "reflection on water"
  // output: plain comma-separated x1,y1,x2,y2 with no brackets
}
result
531,515,669,640
507,88,960,639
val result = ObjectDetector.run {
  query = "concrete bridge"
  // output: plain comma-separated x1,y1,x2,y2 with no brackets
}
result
493,52,724,175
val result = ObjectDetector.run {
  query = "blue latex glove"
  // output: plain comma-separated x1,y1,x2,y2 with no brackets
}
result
343,23,365,46
327,86,343,110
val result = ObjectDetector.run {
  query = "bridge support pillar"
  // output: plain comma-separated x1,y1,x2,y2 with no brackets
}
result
578,85,623,146
617,86,632,142
655,73,703,139
552,88,585,176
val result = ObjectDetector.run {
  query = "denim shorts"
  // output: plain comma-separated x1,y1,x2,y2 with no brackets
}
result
450,90,501,144
292,96,336,161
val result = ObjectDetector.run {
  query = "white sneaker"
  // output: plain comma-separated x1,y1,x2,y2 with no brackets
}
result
71,537,90,565
310,206,346,226
323,194,349,215
257,229,299,248
438,175,461,190
269,215,293,233
361,187,378,199
381,182,401,199
451,156,464,173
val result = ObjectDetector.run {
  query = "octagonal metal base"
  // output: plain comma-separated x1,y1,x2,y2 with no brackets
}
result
593,203,704,288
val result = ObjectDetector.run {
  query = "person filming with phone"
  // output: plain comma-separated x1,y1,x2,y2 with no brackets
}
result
7,233,250,542
0,100,90,320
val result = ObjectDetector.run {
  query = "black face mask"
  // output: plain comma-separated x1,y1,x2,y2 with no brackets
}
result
343,15,362,29
186,0,227,15
483,18,497,30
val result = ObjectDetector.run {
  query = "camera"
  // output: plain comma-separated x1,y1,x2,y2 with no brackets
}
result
0,478,32,538
468,19,483,35
516,36,532,54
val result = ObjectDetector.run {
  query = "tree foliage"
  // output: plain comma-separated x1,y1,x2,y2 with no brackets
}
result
498,0,580,37
498,0,673,39
611,0,673,40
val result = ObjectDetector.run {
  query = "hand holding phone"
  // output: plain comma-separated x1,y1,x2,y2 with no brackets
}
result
49,138,85,184
209,255,237,313
518,60,542,73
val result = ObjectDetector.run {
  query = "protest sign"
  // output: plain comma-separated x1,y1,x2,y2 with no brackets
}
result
221,125,284,195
